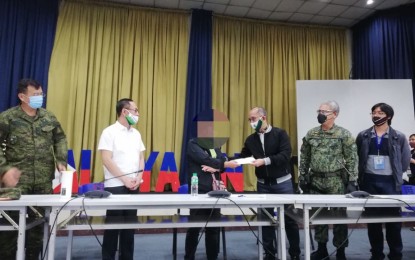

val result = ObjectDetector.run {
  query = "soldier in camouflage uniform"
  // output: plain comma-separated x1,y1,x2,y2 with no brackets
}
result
299,101,358,260
0,79,67,259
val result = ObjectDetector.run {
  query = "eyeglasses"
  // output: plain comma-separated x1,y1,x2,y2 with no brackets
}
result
24,93,46,98
248,116,263,122
126,108,139,113
316,110,332,115
370,112,386,116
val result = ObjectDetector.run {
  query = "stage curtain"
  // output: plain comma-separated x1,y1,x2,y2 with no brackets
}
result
0,0,58,111
47,1,189,185
179,9,213,185
212,16,349,190
352,3,415,105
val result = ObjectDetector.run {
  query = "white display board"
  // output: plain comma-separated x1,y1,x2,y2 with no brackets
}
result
296,79,415,160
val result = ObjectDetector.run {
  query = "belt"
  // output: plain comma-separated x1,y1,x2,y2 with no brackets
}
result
257,174,292,185
311,170,342,178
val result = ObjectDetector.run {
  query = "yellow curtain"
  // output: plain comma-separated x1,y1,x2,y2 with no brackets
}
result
212,16,349,191
47,1,189,186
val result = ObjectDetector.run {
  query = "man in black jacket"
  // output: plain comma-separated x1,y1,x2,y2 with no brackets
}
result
237,107,300,260
184,138,239,260
356,103,410,260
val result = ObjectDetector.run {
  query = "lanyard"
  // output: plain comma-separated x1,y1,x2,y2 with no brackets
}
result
374,131,386,155
209,149,217,159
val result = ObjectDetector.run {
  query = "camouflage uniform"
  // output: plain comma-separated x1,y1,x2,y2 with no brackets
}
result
0,188,21,200
299,124,358,248
0,106,67,259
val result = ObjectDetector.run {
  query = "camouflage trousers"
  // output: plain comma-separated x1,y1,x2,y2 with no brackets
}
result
310,174,349,248
0,182,52,260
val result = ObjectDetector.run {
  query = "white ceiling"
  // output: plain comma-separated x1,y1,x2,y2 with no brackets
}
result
106,0,415,27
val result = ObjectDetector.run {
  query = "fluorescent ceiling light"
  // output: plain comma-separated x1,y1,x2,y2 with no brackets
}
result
367,0,374,5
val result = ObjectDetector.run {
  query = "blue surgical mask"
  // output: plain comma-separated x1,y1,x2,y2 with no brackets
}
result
28,95,43,109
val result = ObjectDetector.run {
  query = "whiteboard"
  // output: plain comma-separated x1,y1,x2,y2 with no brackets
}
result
296,79,415,159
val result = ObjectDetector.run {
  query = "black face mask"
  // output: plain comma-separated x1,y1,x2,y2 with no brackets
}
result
372,116,388,126
317,113,327,124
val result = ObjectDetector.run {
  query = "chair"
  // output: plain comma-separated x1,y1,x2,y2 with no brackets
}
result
401,185,415,211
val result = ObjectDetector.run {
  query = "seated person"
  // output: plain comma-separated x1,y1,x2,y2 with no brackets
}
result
0,167,21,200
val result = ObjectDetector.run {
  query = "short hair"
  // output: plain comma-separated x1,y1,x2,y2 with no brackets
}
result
321,100,340,114
252,107,267,117
371,102,394,125
410,134,415,139
17,79,41,94
116,98,134,117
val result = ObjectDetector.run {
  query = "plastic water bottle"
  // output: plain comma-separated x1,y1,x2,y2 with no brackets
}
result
191,173,198,196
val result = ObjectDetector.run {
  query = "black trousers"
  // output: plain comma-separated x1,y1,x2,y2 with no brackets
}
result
361,174,402,260
184,208,221,260
102,186,137,260
0,183,51,260
257,180,301,258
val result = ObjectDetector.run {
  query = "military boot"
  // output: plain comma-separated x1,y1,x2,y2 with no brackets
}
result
311,243,329,260
336,247,346,260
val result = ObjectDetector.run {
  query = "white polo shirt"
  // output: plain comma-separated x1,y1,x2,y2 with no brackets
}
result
98,121,146,187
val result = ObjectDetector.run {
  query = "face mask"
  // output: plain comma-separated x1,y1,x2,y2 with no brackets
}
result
27,95,43,109
372,116,388,126
250,118,263,132
317,113,327,124
126,112,139,125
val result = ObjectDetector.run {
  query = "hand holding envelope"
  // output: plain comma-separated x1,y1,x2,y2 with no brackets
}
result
232,157,255,165
230,157,265,167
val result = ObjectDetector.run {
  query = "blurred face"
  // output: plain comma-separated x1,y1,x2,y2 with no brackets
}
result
409,136,415,148
194,109,230,149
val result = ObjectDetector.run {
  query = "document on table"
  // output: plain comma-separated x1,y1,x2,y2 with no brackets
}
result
233,157,255,165
233,194,267,199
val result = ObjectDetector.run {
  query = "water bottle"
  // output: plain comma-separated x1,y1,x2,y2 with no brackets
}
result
191,173,198,196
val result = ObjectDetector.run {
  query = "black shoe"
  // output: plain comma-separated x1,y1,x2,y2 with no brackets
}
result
311,248,329,260
264,253,277,260
387,254,402,260
291,254,301,260
369,256,385,260
336,247,346,260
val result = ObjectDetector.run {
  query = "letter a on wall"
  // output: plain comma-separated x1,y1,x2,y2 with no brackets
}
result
155,152,180,192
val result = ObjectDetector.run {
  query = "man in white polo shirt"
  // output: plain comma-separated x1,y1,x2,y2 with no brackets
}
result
98,98,145,260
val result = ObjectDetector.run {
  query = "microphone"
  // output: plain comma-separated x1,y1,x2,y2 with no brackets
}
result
207,171,231,198
336,159,352,176
104,169,144,181
83,169,144,198
336,159,358,186
207,190,231,198
345,190,371,198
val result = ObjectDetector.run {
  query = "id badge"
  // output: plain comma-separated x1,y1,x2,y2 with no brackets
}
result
374,156,385,170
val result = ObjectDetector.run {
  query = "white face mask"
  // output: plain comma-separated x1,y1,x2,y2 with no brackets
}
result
250,118,263,132
126,112,139,125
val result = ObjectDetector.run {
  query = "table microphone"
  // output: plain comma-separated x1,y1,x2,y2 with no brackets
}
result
207,173,231,198
84,190,112,198
345,190,371,198
207,190,231,198
84,170,144,198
